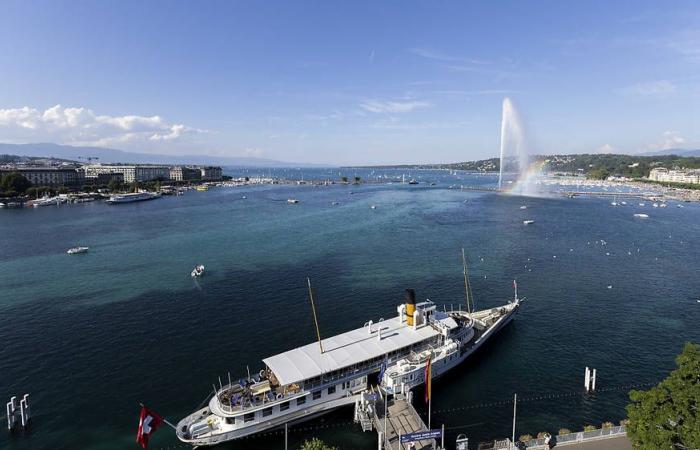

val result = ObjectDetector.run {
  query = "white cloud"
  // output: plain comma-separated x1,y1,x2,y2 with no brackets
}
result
409,47,489,65
0,104,201,147
659,131,685,149
595,144,617,154
616,80,677,97
360,99,431,114
243,147,264,157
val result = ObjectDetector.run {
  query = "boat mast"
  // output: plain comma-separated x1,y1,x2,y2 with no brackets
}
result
307,278,324,354
461,248,474,315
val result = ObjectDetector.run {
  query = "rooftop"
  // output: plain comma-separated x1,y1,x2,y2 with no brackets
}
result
263,311,456,386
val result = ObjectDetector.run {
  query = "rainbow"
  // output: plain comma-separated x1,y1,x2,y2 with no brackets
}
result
500,160,546,196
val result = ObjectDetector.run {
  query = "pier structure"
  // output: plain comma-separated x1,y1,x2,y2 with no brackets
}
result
6,394,30,431
355,388,436,450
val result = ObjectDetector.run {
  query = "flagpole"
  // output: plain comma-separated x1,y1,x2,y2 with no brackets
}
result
139,402,177,431
428,391,431,430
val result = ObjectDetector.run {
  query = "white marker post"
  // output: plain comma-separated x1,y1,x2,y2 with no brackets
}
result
511,393,517,450
584,367,591,392
591,369,597,391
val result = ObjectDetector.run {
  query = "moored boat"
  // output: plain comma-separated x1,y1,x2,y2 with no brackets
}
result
67,246,89,254
191,265,205,277
175,256,521,446
106,192,160,204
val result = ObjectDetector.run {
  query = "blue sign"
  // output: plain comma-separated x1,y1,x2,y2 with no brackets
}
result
365,393,378,402
400,429,442,443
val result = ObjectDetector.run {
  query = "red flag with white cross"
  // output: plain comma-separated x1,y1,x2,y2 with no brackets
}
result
136,406,164,448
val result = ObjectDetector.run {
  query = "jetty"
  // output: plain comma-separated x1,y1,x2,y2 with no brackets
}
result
355,389,436,450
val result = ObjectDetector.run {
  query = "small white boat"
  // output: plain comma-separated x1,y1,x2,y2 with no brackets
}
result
287,199,299,204
523,220,535,225
242,196,247,199
191,265,205,277
0,202,5,208
370,205,377,209
620,201,627,206
652,203,659,208
67,246,89,254
634,213,649,219
519,205,527,210
331,201,340,205
639,202,645,206
659,203,668,208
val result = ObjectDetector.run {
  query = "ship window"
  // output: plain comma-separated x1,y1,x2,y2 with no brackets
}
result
243,413,255,423
313,390,322,400
226,416,235,424
262,407,273,417
296,396,306,406
280,401,290,411
328,385,336,395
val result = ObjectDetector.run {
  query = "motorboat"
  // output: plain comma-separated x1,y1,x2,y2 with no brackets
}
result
191,265,205,277
634,213,649,219
287,199,299,204
523,220,535,225
67,246,89,254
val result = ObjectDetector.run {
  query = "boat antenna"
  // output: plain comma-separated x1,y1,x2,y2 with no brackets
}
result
307,277,325,354
461,248,474,314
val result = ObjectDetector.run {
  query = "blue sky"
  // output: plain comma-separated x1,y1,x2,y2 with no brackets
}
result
0,1,698,165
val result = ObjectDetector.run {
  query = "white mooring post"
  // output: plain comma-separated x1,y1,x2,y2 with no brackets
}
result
6,401,14,430
22,394,30,426
591,369,597,391
19,399,26,428
584,367,591,391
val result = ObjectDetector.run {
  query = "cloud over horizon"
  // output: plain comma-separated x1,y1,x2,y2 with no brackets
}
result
359,99,431,114
0,104,202,148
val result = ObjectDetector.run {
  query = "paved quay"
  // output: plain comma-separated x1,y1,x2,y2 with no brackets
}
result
556,435,632,450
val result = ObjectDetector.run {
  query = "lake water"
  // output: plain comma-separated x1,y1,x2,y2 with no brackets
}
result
1,169,698,450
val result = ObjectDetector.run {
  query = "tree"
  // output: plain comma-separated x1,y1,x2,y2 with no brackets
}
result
587,167,610,180
0,172,32,193
353,176,361,184
626,342,700,450
299,438,338,450
107,179,122,192
341,176,348,183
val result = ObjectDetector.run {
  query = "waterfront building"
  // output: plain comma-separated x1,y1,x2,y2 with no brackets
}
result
0,166,84,186
648,167,700,185
84,165,171,183
170,166,201,181
200,166,223,181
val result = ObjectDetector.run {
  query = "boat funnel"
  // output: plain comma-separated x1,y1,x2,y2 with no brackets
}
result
405,289,416,326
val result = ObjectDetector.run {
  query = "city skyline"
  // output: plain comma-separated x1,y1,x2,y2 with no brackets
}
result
1,0,699,165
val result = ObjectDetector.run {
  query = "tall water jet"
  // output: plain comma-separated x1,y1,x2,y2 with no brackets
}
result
498,97,539,195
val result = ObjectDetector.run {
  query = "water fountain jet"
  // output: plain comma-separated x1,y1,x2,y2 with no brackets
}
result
498,97,540,196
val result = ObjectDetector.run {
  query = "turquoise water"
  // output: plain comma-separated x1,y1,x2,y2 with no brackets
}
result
1,170,699,449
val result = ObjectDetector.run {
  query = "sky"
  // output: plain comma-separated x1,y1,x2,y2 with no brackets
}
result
0,0,698,165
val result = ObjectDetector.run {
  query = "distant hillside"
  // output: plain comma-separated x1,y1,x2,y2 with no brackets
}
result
0,143,317,167
1,153,79,164
358,153,700,179
639,148,700,157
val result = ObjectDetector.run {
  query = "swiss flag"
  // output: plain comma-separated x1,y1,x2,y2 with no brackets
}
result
136,406,164,448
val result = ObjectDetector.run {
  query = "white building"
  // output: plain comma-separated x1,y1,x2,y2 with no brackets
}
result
0,167,83,186
84,165,171,183
648,167,700,185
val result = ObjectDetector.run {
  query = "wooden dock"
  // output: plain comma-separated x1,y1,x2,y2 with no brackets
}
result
373,393,436,450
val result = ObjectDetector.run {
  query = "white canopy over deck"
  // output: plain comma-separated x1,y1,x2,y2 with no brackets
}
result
263,313,457,386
